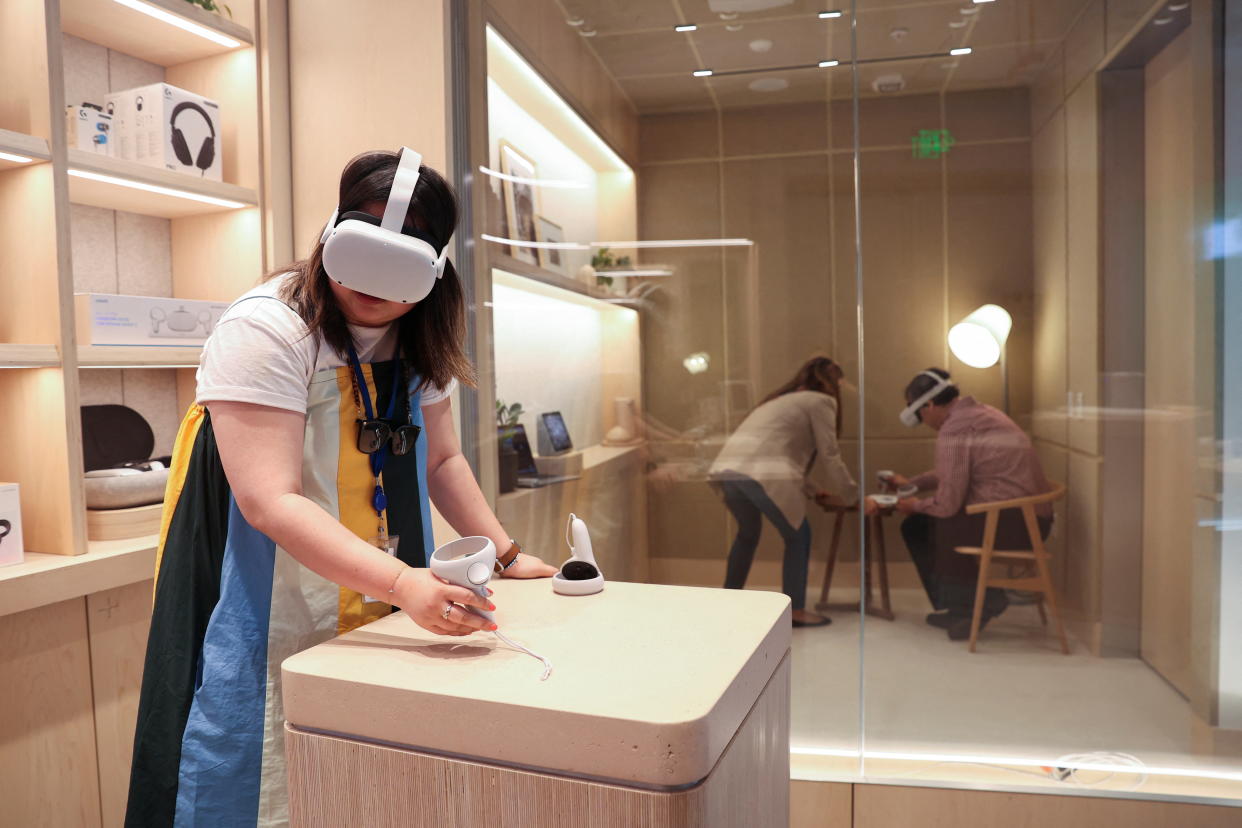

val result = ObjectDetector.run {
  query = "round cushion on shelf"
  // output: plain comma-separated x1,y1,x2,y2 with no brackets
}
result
84,467,169,510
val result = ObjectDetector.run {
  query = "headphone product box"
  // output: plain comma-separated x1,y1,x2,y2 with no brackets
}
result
65,103,113,156
0,483,24,567
75,293,228,347
105,82,222,181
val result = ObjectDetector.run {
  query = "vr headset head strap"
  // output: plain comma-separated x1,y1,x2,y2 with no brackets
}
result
900,370,956,427
381,147,422,234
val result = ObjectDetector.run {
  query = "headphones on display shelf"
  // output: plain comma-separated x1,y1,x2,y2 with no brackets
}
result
899,370,956,428
170,101,216,175
319,147,449,304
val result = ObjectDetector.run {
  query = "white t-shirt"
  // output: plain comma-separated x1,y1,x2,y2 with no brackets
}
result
196,274,457,414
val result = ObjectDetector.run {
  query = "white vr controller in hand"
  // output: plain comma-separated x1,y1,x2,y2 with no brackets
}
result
429,536,496,623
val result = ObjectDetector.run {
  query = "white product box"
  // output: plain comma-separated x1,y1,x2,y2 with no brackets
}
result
65,104,113,156
75,293,228,347
0,482,24,567
105,82,222,181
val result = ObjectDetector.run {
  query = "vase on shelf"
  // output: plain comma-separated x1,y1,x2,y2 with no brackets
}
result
603,397,641,446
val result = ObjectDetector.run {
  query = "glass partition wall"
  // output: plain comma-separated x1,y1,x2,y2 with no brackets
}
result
459,0,1241,805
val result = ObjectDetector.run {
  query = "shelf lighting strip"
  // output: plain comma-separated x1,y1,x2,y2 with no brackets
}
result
693,47,972,79
481,234,591,251
791,746,1242,784
110,0,242,49
477,166,587,189
0,151,35,164
596,269,674,278
67,168,247,209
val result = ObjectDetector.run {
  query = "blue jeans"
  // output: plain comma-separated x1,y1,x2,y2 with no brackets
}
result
717,476,812,611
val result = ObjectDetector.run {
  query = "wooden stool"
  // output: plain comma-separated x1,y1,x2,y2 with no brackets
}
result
815,504,895,621
953,482,1069,653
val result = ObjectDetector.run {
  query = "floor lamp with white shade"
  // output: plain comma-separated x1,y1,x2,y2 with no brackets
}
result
948,304,1013,412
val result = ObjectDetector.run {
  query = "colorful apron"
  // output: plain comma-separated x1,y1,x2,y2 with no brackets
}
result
125,358,433,827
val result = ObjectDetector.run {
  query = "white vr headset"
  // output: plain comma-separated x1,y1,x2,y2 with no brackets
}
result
899,371,956,427
319,147,448,304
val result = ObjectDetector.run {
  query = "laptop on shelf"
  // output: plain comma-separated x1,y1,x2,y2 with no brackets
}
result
502,423,580,489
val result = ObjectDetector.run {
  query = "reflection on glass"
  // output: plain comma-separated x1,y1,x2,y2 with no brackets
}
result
473,0,1242,807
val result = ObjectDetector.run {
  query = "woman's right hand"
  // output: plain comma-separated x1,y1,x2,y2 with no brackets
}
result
392,568,498,637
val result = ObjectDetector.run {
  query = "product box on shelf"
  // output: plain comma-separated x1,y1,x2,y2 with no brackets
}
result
75,293,228,347
0,483,24,567
105,82,222,181
65,103,113,156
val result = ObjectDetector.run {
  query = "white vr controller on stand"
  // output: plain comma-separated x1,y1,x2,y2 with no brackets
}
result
429,535,551,680
552,513,605,596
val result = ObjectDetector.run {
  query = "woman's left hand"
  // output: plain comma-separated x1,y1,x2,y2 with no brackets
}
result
502,553,557,578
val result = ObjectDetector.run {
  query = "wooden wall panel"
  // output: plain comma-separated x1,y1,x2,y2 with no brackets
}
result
1030,109,1068,446
0,598,102,827
0,164,62,345
790,780,852,827
0,0,50,138
853,784,1242,828
1065,78,1101,456
88,580,155,828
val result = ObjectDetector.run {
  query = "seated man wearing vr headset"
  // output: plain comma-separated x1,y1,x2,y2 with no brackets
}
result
867,368,1053,641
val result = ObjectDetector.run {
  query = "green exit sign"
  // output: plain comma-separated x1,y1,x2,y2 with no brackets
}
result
912,129,955,159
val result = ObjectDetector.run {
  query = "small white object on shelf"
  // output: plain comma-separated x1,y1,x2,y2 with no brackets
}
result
0,483,25,567
76,293,227,347
603,397,643,446
66,104,113,156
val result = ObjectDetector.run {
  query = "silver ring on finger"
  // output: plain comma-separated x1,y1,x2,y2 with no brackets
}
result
441,603,453,620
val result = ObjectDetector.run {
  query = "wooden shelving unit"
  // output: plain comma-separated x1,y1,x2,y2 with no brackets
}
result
0,127,51,167
0,343,60,367
77,344,202,367
67,148,258,218
0,535,157,619
59,0,252,66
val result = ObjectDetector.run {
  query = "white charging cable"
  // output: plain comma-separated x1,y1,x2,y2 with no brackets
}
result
493,629,552,681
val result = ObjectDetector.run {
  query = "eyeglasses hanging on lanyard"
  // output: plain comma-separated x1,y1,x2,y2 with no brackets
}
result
347,342,421,522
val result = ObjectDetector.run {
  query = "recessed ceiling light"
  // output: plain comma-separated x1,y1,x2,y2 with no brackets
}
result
579,27,597,37
972,0,996,4
820,10,843,19
725,23,744,31
674,24,697,32
1153,15,1174,24
749,77,790,92
566,16,584,26
719,12,739,20
1167,2,1189,8
693,69,713,77
950,47,973,55
750,38,774,53
949,20,968,28
819,59,839,67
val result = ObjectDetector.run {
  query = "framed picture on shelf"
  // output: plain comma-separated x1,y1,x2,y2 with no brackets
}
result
499,141,539,266
536,216,566,275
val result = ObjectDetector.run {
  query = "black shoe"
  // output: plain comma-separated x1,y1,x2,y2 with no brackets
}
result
792,612,832,628
947,609,1003,641
925,611,957,629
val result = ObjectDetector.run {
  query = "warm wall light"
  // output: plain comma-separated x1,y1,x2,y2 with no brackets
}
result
674,24,698,32
972,0,996,4
819,10,843,18
683,352,710,375
693,69,713,77
110,0,242,48
949,303,1012,411
0,151,34,164
949,47,973,56
595,268,674,278
819,60,839,68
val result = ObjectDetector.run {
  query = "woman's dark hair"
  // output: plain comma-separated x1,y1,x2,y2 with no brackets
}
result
265,150,475,392
759,355,845,436
904,367,959,407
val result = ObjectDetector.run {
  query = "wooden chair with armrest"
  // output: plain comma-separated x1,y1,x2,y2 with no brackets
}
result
953,482,1068,654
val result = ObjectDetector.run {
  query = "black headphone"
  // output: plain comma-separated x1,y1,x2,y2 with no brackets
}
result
0,519,10,545
170,101,216,175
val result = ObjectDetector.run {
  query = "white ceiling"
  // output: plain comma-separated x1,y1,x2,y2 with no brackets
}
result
556,0,1096,112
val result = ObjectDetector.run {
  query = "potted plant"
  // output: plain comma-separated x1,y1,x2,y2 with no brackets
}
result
591,247,632,293
496,399,524,494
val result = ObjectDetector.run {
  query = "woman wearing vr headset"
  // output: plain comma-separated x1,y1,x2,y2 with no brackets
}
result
869,368,1053,641
708,356,858,628
126,148,555,827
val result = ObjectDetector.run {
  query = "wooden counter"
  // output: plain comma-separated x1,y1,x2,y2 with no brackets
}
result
282,580,791,826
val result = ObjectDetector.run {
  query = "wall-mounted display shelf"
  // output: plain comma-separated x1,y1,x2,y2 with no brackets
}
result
0,344,60,367
0,534,157,619
0,129,50,168
66,149,257,219
77,344,202,368
489,250,595,298
60,0,253,67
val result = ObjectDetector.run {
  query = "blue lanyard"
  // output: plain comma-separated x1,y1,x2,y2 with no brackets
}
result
347,342,402,520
